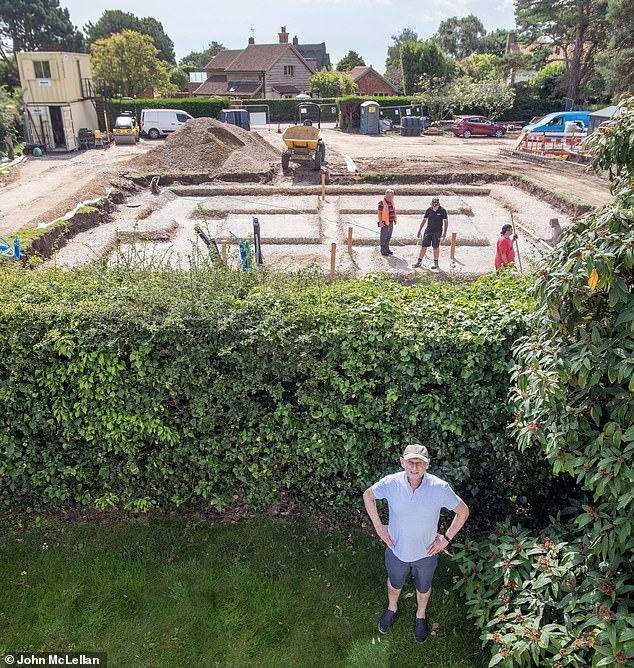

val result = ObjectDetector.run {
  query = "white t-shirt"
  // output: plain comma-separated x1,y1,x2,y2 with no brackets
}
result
372,471,461,562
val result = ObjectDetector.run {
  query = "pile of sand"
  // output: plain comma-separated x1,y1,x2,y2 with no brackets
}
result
128,118,280,180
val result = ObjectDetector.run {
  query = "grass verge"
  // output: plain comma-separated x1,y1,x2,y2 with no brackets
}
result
0,516,486,668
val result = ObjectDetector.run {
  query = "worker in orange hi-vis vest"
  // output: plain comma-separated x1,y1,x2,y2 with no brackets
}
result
377,189,397,257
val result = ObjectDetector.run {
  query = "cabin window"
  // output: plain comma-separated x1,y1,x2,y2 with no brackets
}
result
34,61,52,78
283,65,295,76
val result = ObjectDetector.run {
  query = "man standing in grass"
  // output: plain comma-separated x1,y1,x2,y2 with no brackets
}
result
363,444,469,643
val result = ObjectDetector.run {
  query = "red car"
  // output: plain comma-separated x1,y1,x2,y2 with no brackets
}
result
452,115,506,138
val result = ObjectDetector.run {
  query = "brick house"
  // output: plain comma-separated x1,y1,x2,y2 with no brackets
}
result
192,27,315,99
347,66,399,96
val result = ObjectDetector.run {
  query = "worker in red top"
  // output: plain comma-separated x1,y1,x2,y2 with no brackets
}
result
495,224,516,270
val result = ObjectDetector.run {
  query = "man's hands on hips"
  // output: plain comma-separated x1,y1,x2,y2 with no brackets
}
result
375,524,395,548
426,534,449,556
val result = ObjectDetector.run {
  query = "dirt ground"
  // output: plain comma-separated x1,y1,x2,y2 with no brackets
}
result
0,125,612,278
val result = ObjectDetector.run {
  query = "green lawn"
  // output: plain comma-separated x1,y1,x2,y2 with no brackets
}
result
0,516,487,668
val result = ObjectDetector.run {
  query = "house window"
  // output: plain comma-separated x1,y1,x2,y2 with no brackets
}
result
34,61,51,78
284,65,295,76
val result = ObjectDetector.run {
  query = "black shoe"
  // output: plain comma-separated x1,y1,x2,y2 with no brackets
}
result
381,252,390,256
387,250,394,255
414,617,429,643
413,260,422,268
378,609,397,634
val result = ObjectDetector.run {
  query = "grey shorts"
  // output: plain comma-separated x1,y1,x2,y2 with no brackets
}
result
422,231,442,249
385,548,438,593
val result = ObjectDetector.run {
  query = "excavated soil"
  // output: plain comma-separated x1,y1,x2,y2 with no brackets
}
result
128,118,280,180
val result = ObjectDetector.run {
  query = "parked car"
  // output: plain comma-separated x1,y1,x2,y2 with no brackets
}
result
140,108,193,139
452,115,506,138
522,111,590,136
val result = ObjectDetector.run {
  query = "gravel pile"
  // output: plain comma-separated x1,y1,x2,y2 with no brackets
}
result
129,118,279,179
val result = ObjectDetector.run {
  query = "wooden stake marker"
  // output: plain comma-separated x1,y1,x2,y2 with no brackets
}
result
321,173,326,201
330,242,336,276
450,232,457,259
221,239,227,262
347,227,353,253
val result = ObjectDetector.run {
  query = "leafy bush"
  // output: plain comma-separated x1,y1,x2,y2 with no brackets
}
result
453,97,634,668
0,268,561,519
453,517,632,667
120,97,230,118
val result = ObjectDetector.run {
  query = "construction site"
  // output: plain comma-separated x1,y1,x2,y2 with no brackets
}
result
0,116,611,277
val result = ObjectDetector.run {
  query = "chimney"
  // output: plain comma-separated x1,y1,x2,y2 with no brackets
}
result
248,36,255,45
278,26,288,44
292,36,298,46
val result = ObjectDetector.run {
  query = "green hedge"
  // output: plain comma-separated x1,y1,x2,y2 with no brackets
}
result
112,97,230,119
0,266,564,517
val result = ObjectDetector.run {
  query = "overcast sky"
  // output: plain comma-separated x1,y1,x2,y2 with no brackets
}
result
59,0,517,71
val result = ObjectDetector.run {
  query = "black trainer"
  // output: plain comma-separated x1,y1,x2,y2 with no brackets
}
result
413,260,422,268
414,617,429,643
378,609,397,634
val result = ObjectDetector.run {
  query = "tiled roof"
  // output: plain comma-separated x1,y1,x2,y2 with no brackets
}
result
347,65,398,92
271,84,300,93
225,44,291,72
348,66,371,81
227,81,262,94
192,78,262,96
294,43,331,70
203,49,242,71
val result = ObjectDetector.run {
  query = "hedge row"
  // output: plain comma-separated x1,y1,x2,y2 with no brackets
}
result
112,97,230,119
118,94,566,127
0,267,566,518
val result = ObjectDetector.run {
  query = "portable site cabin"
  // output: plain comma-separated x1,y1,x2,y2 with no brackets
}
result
588,105,618,134
16,51,99,152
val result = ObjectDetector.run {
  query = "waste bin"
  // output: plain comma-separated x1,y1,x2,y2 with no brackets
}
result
400,116,422,137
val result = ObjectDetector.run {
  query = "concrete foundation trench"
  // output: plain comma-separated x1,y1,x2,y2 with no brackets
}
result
47,181,566,277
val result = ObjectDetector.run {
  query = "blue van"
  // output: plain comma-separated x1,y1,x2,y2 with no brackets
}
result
522,111,591,136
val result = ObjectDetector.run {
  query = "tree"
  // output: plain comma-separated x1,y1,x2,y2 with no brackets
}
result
90,30,175,98
515,0,609,102
477,28,509,57
0,0,84,65
435,15,486,60
85,10,175,64
385,27,419,71
458,53,503,81
594,0,634,98
464,79,516,118
0,85,20,141
401,40,455,95
180,42,225,68
170,64,195,91
416,75,463,123
310,69,357,97
336,50,365,72
526,62,566,99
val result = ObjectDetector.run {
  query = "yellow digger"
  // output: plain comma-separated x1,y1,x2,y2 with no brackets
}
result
281,102,326,171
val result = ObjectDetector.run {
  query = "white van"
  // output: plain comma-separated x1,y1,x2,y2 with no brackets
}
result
140,109,193,138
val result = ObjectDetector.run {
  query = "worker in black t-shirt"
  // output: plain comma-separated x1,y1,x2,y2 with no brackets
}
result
413,198,448,270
